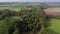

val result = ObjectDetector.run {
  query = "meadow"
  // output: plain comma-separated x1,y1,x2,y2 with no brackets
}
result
48,19,60,33
0,4,26,11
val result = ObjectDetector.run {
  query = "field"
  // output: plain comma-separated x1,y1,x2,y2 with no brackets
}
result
0,4,26,11
46,7,60,12
43,7,60,34
48,19,60,33
43,7,60,16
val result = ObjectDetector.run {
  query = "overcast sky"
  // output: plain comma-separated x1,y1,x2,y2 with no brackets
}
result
0,0,60,2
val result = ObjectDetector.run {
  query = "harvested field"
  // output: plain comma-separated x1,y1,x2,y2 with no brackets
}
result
43,7,60,16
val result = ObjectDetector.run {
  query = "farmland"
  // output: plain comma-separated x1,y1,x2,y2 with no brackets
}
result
43,7,60,34
48,19,60,33
0,2,60,34
43,7,60,16
0,4,27,11
44,7,60,12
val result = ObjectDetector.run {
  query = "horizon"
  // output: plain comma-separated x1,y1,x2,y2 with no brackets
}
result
0,0,60,2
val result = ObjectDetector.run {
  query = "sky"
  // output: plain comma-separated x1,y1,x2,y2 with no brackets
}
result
0,0,60,2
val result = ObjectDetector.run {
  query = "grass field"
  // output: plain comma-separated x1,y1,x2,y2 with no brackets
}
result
0,4,26,11
48,19,60,33
0,7,20,11
44,7,60,12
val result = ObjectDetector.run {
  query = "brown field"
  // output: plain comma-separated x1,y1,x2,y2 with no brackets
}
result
43,7,60,16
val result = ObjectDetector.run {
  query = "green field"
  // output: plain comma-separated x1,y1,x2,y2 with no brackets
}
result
0,4,26,11
48,19,60,33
